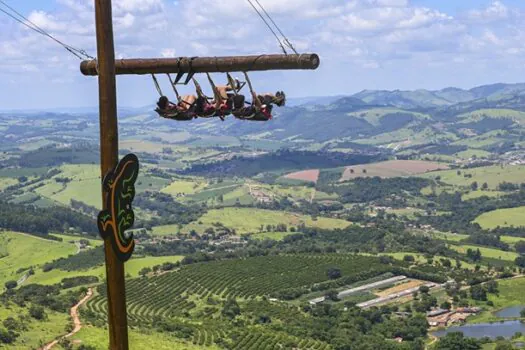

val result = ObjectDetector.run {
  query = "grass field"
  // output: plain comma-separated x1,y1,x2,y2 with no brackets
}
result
33,164,101,208
178,208,351,235
474,207,525,229
27,255,184,285
449,244,519,261
455,149,492,159
340,160,448,181
0,231,76,286
160,178,208,197
431,232,469,242
423,165,525,189
500,235,525,245
0,303,69,349
71,325,220,350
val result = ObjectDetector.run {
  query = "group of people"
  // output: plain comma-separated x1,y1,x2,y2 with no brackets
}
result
155,73,285,122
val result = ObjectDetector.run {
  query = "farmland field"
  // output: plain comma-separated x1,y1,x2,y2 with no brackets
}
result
474,206,525,229
283,169,320,183
179,208,351,235
0,231,76,285
85,254,394,324
340,160,448,181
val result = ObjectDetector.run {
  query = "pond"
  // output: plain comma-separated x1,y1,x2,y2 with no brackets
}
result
495,306,525,318
433,320,525,339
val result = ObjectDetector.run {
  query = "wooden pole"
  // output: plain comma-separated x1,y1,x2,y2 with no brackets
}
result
80,53,320,76
94,0,129,349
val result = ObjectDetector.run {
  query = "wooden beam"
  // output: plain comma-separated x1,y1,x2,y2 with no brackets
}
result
94,0,129,349
80,53,320,76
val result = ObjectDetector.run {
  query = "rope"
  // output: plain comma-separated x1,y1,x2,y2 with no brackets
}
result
151,74,163,96
0,0,95,60
246,0,287,55
251,0,298,54
167,74,182,102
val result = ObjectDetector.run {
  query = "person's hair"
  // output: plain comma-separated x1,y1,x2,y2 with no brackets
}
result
233,95,245,109
157,96,169,109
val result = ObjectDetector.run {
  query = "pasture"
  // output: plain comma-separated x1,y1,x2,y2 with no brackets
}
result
86,254,392,325
449,244,519,261
474,207,525,229
179,208,351,235
422,165,525,189
0,231,76,286
340,160,448,181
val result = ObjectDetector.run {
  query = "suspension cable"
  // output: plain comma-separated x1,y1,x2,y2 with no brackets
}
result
0,0,94,60
151,74,163,97
246,0,287,55
251,0,298,54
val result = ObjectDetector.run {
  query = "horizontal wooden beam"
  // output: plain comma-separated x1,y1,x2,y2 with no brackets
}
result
80,53,320,76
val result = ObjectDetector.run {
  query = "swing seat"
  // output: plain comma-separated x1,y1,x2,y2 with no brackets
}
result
155,108,194,121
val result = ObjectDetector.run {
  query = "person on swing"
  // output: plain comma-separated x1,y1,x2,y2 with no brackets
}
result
231,73,285,121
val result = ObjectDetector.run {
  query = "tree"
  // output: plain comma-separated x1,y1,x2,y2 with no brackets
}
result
139,267,152,277
494,341,514,350
516,241,525,254
470,181,478,191
29,305,46,320
419,285,430,294
440,301,451,310
362,169,367,174
481,182,488,190
515,256,525,268
435,332,481,350
470,285,487,301
221,298,240,320
0,328,18,344
4,280,17,290
403,255,415,263
327,267,342,280
325,290,339,302
485,280,499,294
520,308,525,318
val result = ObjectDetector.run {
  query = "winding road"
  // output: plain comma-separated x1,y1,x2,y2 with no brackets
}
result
41,288,93,350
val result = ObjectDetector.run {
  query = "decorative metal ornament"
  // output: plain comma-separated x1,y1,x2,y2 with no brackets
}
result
97,153,139,262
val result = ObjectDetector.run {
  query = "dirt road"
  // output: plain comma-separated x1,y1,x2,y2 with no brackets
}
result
41,288,93,350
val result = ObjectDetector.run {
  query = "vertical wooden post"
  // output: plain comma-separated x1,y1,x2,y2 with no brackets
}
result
94,0,129,349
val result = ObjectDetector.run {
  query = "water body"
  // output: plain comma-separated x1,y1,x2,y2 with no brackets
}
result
433,321,525,339
495,306,525,318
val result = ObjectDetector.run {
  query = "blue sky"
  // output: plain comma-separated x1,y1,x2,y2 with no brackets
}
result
1,0,525,109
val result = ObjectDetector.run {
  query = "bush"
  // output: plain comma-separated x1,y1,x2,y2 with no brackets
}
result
29,305,46,320
4,281,17,290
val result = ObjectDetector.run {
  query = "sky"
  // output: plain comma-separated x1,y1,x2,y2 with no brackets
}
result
1,0,525,109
